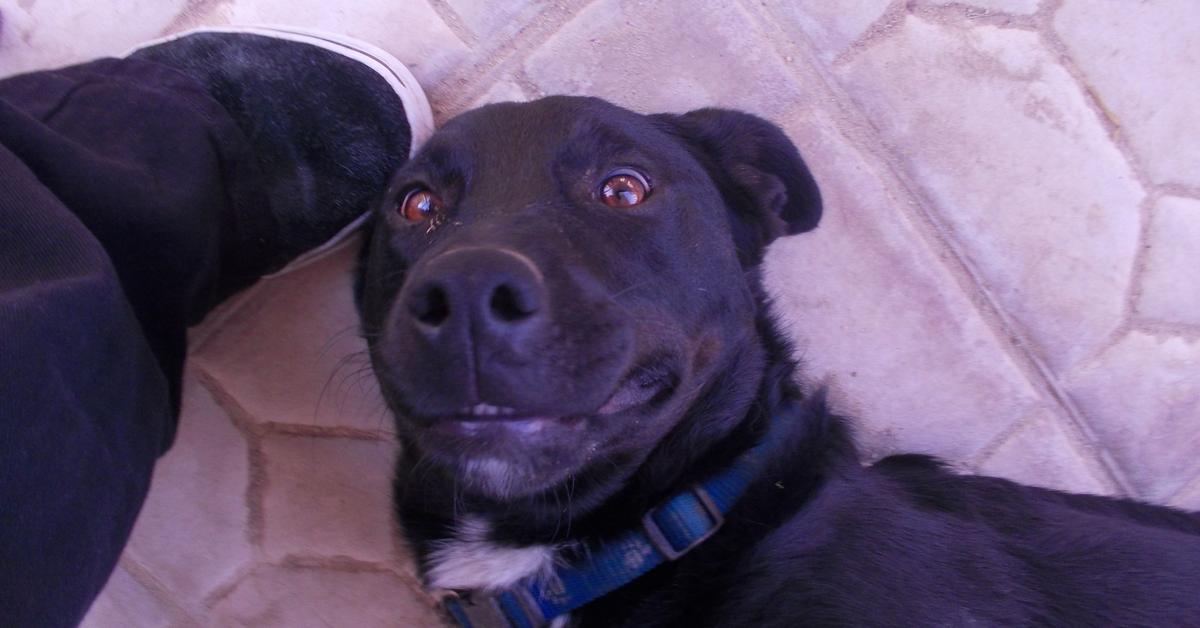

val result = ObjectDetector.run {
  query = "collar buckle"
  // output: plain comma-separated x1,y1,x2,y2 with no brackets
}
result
640,483,725,561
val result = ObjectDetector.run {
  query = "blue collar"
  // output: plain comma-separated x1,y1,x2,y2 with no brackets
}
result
442,414,790,627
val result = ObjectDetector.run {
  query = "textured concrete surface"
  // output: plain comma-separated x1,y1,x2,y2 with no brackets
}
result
1,0,1197,625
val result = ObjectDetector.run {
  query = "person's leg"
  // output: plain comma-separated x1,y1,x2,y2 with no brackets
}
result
0,141,170,628
0,29,430,625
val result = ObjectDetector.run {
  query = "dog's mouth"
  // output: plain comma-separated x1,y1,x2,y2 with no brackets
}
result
398,351,680,499
425,360,676,437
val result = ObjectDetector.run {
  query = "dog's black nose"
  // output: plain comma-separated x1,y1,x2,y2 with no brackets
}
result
404,247,546,339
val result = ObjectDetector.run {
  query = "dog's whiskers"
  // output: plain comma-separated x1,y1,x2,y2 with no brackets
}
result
609,278,654,300
316,323,363,361
315,348,374,422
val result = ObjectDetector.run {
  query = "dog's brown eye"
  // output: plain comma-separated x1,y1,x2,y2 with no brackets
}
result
600,169,650,208
397,187,442,223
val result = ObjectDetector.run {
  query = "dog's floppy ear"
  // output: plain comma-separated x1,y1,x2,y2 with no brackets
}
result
652,108,822,265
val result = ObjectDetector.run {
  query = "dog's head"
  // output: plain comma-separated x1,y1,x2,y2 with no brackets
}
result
358,96,820,505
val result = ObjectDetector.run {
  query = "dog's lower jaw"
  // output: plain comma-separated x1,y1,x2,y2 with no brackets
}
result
461,457,527,501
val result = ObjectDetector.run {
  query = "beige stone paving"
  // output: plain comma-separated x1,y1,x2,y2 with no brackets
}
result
1,0,1198,625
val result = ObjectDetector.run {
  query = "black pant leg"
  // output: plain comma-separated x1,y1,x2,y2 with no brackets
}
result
0,142,170,627
0,58,271,626
0,57,281,416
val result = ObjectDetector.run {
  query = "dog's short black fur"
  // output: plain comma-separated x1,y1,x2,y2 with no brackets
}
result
356,96,1200,626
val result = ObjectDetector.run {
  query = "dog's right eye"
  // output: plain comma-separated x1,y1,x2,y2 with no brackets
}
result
397,187,443,223
599,168,651,208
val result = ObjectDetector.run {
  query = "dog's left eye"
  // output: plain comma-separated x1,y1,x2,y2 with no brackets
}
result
397,187,443,223
599,168,651,208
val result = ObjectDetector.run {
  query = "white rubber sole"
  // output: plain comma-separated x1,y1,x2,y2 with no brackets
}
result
126,25,436,277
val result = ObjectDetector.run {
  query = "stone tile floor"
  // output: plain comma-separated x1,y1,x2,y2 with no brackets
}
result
1,0,1197,625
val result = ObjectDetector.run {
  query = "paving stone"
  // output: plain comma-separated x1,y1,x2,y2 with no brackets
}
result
209,565,439,627
189,0,470,87
124,370,253,610
260,434,399,562
524,0,804,118
0,0,187,77
766,0,892,62
1055,0,1200,187
444,0,543,41
976,408,1112,495
192,240,393,435
1066,331,1200,501
838,16,1143,373
1135,196,1200,327
80,565,174,628
765,111,1041,462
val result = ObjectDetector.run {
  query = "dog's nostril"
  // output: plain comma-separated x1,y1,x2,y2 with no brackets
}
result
412,284,451,327
489,283,536,323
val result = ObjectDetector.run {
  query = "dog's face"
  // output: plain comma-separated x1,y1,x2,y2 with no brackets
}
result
358,96,820,503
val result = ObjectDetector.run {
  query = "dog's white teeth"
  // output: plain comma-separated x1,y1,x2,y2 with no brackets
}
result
467,403,515,417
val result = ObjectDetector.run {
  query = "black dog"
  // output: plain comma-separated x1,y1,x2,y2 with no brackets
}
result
356,96,1200,626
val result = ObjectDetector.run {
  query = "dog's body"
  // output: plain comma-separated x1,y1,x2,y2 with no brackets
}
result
356,96,1200,626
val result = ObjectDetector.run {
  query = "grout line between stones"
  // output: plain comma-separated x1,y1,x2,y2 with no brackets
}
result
1112,194,1156,346
157,0,224,37
1159,183,1200,200
275,554,443,612
117,555,201,627
425,0,479,48
831,0,908,67
741,0,1138,496
199,562,261,611
833,0,1042,68
971,404,1121,494
194,366,268,548
1066,191,1156,374
511,67,547,102
1128,320,1200,341
258,421,395,440
907,1,1040,29
961,408,1039,471
274,553,409,572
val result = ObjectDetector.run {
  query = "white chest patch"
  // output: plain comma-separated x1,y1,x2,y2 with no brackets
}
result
427,516,558,592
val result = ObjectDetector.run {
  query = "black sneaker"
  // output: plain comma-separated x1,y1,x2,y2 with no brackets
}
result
128,26,434,273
